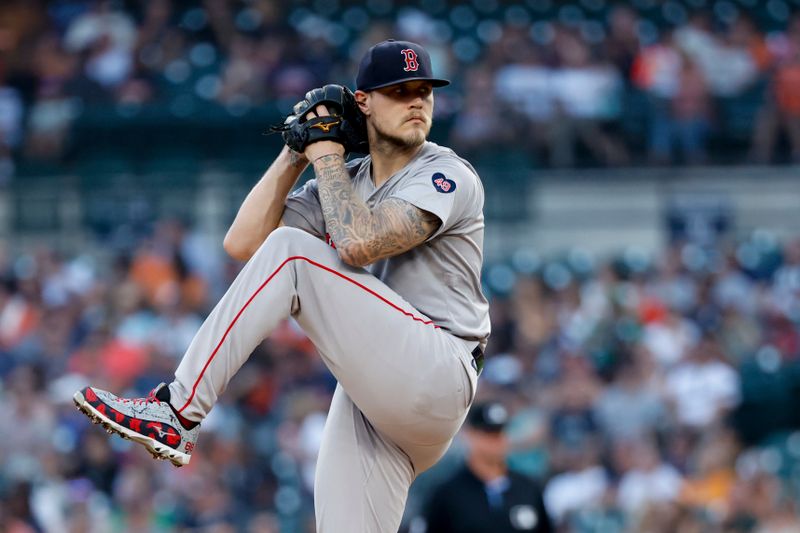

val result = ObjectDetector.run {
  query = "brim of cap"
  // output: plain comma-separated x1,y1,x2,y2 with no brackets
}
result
358,77,450,91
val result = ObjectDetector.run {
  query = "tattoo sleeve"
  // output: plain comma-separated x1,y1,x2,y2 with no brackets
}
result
288,149,308,169
312,154,441,266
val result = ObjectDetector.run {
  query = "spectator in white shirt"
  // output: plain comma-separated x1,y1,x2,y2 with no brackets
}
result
664,333,740,430
548,31,628,167
543,444,609,525
616,440,683,515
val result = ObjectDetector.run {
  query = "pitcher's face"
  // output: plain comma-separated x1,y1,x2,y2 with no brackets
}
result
357,80,434,149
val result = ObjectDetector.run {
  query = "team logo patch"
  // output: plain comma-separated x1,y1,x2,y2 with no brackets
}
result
432,172,456,193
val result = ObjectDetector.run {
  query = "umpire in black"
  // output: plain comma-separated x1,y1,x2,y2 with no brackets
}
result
416,402,553,533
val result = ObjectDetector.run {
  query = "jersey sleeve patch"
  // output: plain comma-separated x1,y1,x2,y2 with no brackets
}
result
431,172,456,194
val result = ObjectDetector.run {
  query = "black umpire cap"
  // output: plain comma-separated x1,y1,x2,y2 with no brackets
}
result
356,39,450,91
466,401,509,433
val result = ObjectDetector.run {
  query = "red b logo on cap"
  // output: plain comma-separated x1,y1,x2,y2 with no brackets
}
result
401,49,419,72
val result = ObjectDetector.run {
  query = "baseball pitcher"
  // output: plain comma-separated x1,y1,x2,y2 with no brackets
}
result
74,39,490,532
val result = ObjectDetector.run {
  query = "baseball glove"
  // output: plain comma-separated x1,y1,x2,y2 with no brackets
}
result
272,84,368,155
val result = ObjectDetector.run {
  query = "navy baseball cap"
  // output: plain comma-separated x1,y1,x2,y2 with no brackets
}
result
356,39,450,91
466,402,509,433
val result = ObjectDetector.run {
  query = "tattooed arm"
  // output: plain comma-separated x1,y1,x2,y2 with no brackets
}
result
313,153,441,267
223,145,309,261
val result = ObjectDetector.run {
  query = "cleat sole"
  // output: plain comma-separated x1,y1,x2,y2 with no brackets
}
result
73,390,189,467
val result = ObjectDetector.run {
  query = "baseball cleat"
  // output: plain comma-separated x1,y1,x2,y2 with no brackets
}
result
73,383,200,467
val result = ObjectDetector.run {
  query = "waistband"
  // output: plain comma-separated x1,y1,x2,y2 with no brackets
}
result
452,333,488,352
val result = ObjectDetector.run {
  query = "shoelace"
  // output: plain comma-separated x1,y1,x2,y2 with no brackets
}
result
120,389,160,406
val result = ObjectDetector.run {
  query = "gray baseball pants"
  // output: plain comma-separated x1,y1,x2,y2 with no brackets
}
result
167,227,478,532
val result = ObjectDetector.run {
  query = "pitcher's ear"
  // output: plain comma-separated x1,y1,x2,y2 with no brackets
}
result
354,90,369,115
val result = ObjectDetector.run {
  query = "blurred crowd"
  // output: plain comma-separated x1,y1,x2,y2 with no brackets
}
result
467,232,800,533
0,219,332,533
0,0,799,181
2,215,800,532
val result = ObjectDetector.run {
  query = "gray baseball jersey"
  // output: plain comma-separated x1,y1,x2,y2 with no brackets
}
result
165,141,489,532
283,141,490,346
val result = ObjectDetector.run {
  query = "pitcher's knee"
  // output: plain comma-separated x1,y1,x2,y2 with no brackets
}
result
265,225,305,246
261,226,327,255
